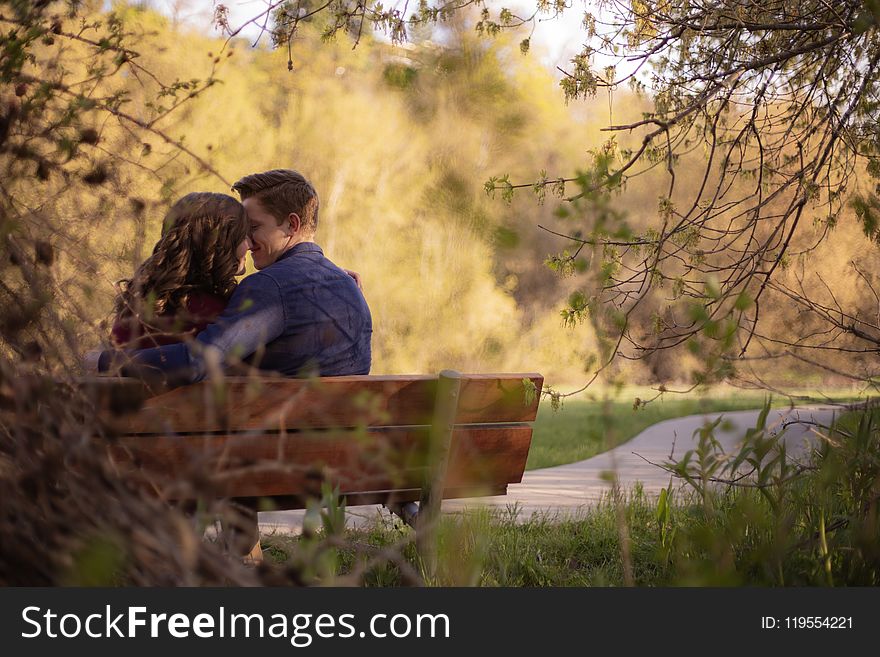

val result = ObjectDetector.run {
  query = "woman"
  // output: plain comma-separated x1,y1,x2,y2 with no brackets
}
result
104,192,256,559
111,192,250,349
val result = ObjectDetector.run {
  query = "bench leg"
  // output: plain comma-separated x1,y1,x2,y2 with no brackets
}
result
218,498,262,563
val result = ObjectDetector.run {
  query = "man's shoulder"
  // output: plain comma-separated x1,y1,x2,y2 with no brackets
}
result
225,270,283,311
236,269,281,291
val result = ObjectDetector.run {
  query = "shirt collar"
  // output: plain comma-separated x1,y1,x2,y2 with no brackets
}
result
276,242,323,262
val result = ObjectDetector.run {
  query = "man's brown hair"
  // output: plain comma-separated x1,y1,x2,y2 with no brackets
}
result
232,169,319,234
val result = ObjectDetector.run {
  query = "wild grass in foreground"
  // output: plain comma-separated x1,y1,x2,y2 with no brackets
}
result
263,493,670,586
262,404,880,586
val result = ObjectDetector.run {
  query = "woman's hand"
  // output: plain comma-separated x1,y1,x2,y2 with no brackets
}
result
83,350,102,373
343,268,363,291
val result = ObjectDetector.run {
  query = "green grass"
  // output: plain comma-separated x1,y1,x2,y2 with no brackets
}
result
262,493,670,587
527,387,866,470
260,486,823,587
261,400,880,587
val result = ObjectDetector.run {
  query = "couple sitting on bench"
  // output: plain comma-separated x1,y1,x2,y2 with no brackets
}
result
96,170,540,566
99,168,372,385
99,168,372,564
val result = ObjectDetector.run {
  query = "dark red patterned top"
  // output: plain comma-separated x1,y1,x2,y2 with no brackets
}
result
110,292,228,349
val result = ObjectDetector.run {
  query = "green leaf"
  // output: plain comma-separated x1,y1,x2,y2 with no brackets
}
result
688,303,709,323
494,225,520,249
656,487,669,523
734,291,753,311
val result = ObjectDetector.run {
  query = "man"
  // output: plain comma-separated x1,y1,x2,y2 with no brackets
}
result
99,169,372,381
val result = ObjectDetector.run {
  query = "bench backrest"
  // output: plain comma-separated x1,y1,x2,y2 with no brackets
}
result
93,373,543,509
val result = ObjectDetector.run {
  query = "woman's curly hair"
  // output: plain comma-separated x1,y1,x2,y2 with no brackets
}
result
115,192,248,321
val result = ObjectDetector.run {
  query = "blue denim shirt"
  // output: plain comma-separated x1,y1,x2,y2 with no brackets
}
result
101,243,372,382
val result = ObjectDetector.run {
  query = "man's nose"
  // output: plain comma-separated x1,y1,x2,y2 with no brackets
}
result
246,236,254,250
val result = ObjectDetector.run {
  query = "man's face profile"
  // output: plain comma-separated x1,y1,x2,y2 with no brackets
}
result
243,197,293,270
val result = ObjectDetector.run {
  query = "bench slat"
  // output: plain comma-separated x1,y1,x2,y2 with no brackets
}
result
98,373,543,434
110,424,533,501
260,485,510,509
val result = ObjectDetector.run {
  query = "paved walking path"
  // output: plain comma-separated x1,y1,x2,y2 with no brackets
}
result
258,405,842,533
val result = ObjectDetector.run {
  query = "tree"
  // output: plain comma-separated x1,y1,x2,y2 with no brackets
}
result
0,0,258,585
545,0,880,393
223,0,880,393
0,0,229,364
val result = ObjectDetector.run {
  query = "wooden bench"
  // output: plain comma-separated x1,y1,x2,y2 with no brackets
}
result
90,371,543,526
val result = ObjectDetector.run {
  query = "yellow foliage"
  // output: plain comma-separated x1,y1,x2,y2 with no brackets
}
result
13,7,595,382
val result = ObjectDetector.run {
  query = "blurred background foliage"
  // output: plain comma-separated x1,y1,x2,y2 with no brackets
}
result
4,1,878,390
3,2,597,382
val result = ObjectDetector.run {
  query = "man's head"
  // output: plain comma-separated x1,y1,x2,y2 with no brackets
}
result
232,169,319,270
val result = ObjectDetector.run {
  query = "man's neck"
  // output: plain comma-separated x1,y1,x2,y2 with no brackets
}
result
276,239,318,263
281,237,315,255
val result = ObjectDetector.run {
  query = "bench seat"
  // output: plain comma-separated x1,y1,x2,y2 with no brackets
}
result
89,373,543,511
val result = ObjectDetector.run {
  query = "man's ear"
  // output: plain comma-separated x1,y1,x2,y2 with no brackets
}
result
287,212,302,235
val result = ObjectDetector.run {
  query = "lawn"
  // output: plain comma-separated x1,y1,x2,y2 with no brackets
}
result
527,387,866,470
262,494,669,586
261,402,880,587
